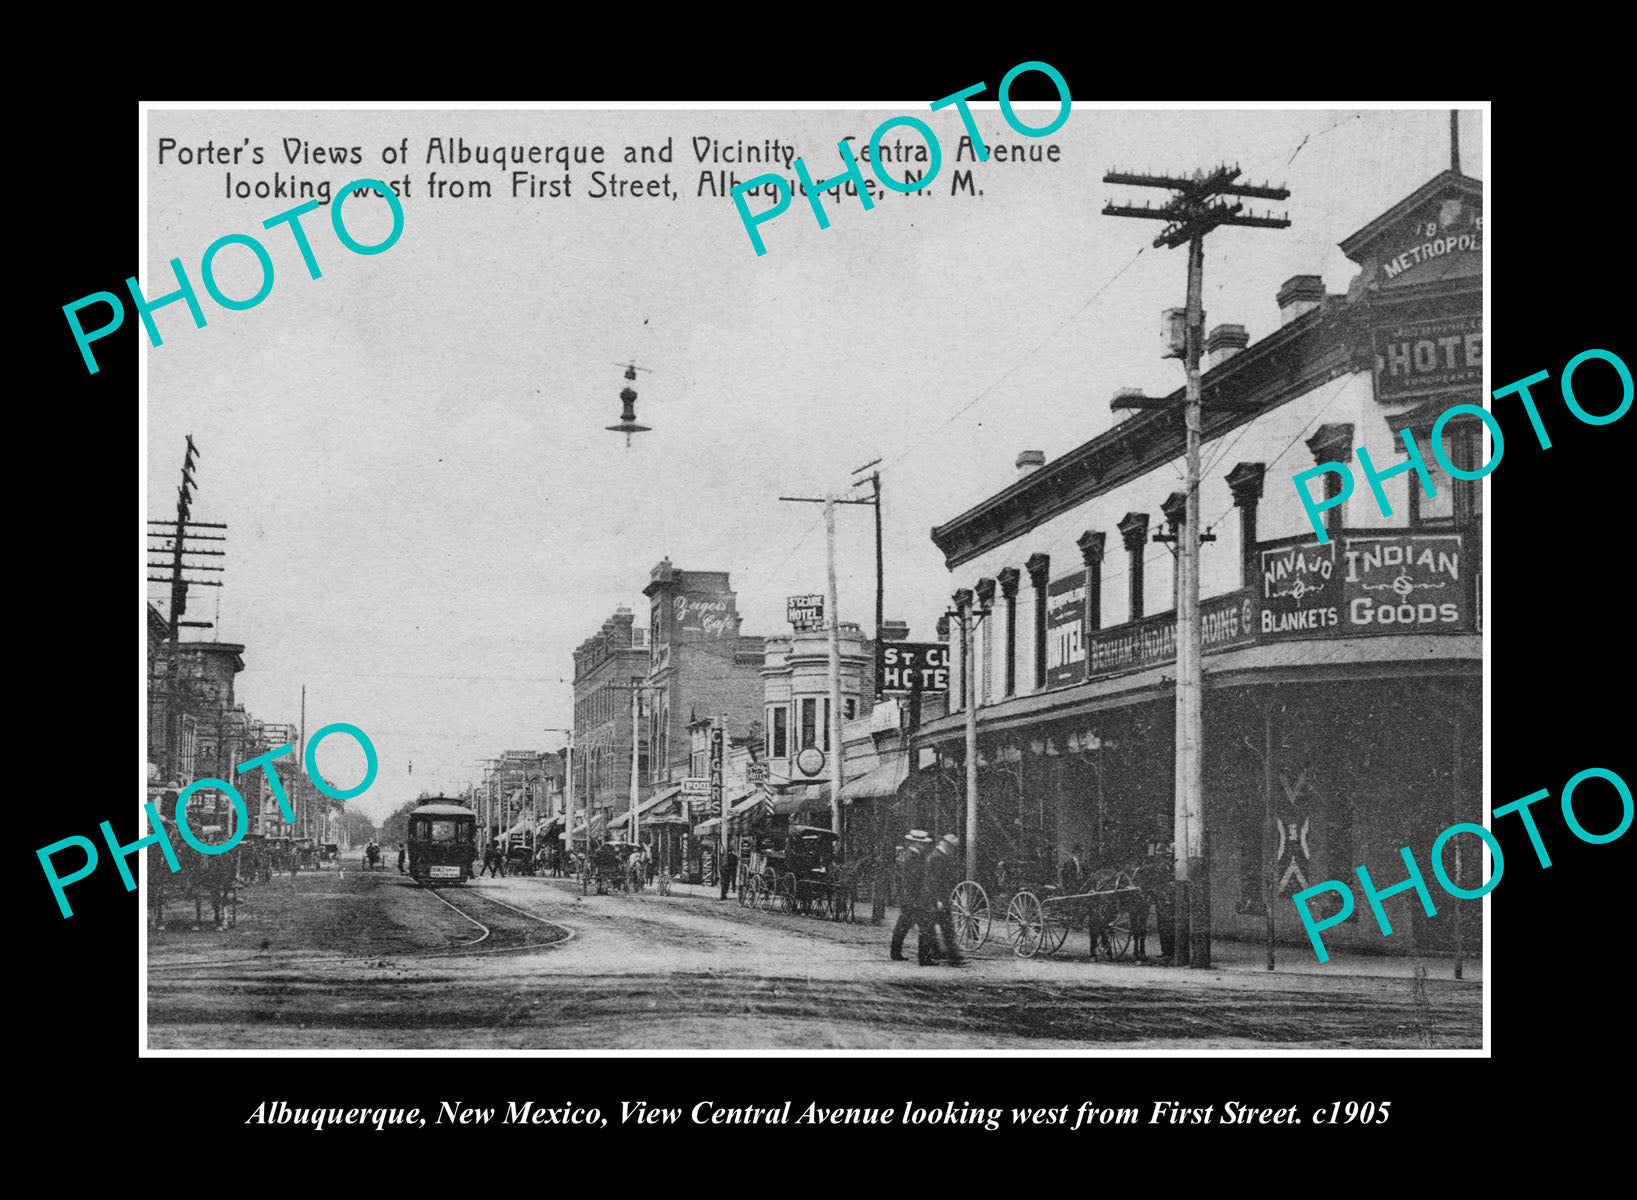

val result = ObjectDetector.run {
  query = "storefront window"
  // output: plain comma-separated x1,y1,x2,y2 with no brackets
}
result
771,706,787,757
801,698,817,749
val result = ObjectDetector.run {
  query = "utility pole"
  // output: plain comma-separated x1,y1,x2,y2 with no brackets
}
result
780,485,877,856
1103,164,1291,968
942,595,989,882
146,434,225,801
629,681,642,852
850,459,885,699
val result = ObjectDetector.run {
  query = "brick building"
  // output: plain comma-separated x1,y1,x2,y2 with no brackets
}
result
641,559,766,787
571,607,650,825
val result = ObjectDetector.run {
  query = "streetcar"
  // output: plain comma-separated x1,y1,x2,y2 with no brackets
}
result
406,801,478,883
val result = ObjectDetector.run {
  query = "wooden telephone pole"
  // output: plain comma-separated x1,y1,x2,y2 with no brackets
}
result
1102,165,1291,967
779,485,879,855
147,434,227,799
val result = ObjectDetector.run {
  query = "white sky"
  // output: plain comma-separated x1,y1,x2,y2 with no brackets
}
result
144,105,1482,822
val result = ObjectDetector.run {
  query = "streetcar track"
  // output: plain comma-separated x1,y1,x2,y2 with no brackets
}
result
148,877,572,975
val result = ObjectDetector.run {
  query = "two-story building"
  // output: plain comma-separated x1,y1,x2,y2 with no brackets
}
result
919,169,1483,957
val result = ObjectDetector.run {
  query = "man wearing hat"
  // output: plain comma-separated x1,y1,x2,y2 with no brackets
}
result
889,831,934,964
921,833,966,966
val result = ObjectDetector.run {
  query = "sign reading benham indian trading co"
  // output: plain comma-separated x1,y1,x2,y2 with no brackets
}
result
1084,590,1256,678
1260,532,1468,637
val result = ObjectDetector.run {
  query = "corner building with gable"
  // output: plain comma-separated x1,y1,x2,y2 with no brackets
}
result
919,169,1483,958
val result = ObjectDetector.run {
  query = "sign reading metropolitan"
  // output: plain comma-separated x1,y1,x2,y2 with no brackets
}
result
877,642,949,695
786,594,825,630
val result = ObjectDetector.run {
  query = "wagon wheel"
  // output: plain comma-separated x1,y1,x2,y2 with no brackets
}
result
775,872,797,914
1101,906,1134,960
737,874,751,907
1038,899,1070,956
1005,891,1045,958
809,888,831,920
950,881,991,954
744,875,761,909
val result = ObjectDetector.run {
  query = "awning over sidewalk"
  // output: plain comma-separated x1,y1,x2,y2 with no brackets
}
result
838,753,908,803
609,785,688,830
563,811,608,842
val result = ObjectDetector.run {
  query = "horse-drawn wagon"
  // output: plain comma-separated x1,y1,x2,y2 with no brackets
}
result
950,855,1171,960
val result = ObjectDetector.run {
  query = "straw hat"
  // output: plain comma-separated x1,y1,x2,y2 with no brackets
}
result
938,833,960,853
905,829,933,844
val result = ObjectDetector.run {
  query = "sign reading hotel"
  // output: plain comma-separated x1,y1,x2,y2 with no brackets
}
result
1259,533,1466,637
1085,591,1255,677
878,642,949,695
786,594,824,630
673,590,737,639
1373,314,1482,403
1045,574,1087,687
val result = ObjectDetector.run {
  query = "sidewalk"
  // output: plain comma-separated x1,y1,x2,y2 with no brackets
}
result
642,879,1482,982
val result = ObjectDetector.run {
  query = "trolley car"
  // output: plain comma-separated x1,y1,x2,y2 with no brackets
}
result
406,801,478,883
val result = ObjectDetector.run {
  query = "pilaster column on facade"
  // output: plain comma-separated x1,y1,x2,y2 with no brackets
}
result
1161,491,1187,608
950,588,973,711
1117,512,1150,621
1024,553,1049,692
1306,424,1354,540
1226,461,1267,591
1077,529,1105,631
973,577,996,706
996,566,1021,698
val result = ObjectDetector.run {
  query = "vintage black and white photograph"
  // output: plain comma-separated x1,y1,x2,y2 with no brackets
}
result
141,102,1485,1051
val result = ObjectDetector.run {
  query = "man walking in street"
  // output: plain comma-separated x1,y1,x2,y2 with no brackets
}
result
889,831,933,964
396,843,406,875
922,833,966,967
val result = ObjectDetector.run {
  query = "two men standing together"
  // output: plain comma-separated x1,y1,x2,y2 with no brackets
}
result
889,830,965,967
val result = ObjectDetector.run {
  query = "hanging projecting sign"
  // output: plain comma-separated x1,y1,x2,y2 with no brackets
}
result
1045,573,1088,687
708,727,724,818
796,746,826,777
877,642,948,695
786,594,825,630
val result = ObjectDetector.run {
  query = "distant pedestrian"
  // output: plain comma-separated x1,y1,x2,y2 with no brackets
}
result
921,834,966,966
720,847,737,899
644,845,656,885
397,843,406,875
482,844,499,878
889,831,934,964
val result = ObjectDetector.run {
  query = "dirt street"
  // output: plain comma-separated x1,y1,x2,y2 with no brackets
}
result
145,857,1481,1049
